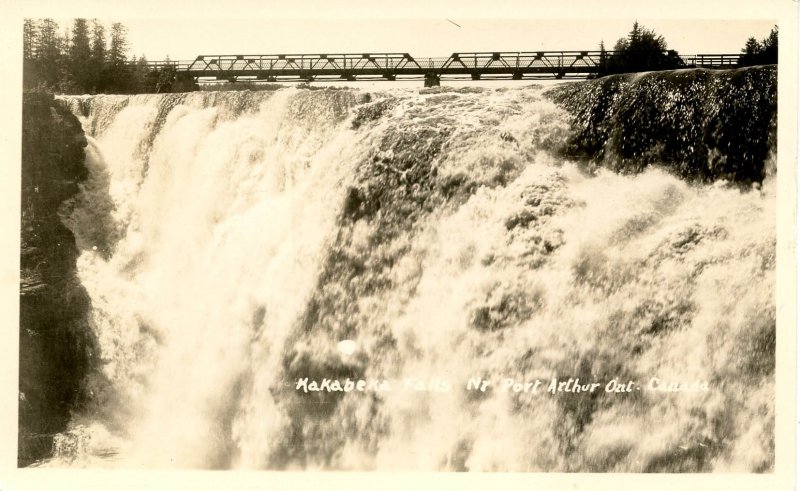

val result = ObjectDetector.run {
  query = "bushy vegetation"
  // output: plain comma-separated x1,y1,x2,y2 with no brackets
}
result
739,26,778,66
23,19,163,94
597,22,685,76
596,22,778,77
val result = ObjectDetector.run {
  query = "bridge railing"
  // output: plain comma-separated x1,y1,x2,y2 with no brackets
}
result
145,60,193,70
415,57,451,69
682,54,741,67
184,53,420,74
439,51,609,71
142,51,649,74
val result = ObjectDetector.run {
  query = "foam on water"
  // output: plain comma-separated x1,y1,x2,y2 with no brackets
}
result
49,83,775,471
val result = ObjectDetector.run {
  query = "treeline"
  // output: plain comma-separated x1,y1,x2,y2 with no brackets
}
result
739,26,779,66
596,22,778,77
23,19,168,94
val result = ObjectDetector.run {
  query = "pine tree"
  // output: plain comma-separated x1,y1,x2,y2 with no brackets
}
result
68,19,92,92
130,55,154,93
108,22,128,66
108,22,129,91
761,26,778,64
90,20,107,92
628,21,641,46
743,37,761,55
34,19,62,89
23,19,38,89
57,26,74,92
598,40,608,75
23,19,36,61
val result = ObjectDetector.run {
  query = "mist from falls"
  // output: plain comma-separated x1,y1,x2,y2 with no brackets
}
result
50,80,775,472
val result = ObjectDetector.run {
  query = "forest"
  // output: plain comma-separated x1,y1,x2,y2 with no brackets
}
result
23,19,168,94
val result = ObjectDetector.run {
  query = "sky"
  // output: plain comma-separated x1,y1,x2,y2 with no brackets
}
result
100,18,778,62
5,0,792,62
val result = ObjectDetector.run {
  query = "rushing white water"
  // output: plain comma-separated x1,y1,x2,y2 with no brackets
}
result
50,84,775,472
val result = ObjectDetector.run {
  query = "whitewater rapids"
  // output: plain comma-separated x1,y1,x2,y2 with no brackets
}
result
50,82,775,472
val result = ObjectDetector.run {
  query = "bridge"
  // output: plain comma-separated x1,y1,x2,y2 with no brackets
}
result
147,51,744,89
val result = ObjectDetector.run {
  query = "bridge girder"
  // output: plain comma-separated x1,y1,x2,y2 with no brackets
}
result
143,51,746,87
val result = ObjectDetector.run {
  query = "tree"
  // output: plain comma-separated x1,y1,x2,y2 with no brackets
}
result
129,55,155,93
761,26,778,63
23,19,36,61
68,19,92,92
107,22,130,91
598,40,608,74
739,26,778,66
628,21,642,46
56,26,75,92
33,19,62,89
599,21,683,75
23,19,38,89
89,20,107,92
743,37,761,54
108,22,128,66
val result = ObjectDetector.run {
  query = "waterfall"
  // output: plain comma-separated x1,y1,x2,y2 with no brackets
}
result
47,78,775,472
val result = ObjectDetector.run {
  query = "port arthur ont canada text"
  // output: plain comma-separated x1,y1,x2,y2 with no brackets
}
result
294,377,711,394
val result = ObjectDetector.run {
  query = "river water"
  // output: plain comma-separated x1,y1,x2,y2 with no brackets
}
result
50,81,775,471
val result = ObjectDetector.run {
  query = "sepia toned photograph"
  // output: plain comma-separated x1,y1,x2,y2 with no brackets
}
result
5,2,797,488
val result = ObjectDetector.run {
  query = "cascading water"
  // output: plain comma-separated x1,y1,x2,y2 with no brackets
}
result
46,75,775,472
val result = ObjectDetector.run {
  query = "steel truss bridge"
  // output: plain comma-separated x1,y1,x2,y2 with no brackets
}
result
149,51,745,88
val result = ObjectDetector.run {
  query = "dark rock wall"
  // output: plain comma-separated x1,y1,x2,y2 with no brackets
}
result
546,66,777,184
19,93,98,466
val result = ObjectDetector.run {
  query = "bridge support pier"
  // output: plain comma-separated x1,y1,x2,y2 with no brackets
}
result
173,73,198,92
424,73,440,87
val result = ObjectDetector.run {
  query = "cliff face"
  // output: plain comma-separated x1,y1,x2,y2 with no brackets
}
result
19,93,97,466
546,66,777,184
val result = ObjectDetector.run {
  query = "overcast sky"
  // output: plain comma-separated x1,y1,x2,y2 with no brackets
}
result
9,0,784,62
101,18,777,61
